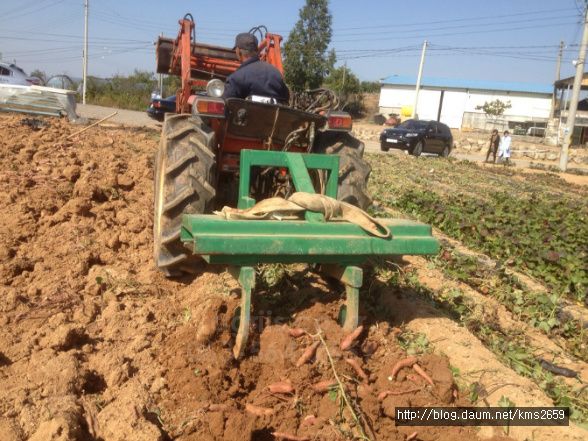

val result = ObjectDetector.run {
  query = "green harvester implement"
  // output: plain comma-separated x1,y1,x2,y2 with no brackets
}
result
181,150,439,358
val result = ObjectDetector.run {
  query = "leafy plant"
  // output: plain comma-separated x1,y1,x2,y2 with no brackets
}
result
30,69,47,84
369,154,587,303
258,264,295,288
283,0,336,91
397,330,431,355
433,248,587,361
360,81,380,93
497,395,515,408
476,99,512,120
86,70,181,111
323,65,362,112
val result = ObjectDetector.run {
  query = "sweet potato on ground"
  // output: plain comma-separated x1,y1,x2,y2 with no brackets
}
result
389,356,417,380
295,341,320,367
340,325,364,351
267,380,295,394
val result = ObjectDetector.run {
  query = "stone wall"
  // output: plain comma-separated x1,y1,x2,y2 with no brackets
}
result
452,130,588,164
352,123,381,142
351,122,588,165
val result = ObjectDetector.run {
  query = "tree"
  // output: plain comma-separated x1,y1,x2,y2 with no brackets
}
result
30,69,47,84
476,99,512,120
283,0,335,92
360,81,380,93
323,65,360,110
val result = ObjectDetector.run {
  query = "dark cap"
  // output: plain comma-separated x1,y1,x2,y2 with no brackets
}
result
233,33,258,52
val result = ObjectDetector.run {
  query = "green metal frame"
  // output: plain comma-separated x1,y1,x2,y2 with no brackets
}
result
238,150,338,223
181,149,439,358
182,215,438,265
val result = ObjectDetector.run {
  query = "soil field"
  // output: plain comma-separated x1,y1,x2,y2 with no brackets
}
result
0,114,585,441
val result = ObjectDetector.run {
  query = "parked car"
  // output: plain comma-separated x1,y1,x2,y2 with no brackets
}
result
380,119,453,157
0,62,42,86
147,95,176,121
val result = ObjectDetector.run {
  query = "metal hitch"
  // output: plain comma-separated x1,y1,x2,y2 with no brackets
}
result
181,150,439,358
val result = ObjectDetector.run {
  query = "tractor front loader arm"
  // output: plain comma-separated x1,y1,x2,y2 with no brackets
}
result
156,15,240,113
155,15,285,113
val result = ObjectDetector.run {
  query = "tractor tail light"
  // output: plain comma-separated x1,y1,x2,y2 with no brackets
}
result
193,97,225,117
326,111,352,131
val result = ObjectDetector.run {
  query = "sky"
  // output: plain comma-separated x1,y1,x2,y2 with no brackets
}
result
0,0,585,85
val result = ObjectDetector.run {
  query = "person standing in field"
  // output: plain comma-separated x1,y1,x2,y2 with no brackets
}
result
498,130,512,165
485,129,500,163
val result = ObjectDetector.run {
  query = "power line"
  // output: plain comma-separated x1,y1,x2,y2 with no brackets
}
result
336,44,575,63
4,41,150,57
0,0,53,23
0,30,150,44
334,7,580,31
24,44,153,64
336,44,577,55
332,13,579,38
85,5,582,39
333,20,578,43
0,0,68,23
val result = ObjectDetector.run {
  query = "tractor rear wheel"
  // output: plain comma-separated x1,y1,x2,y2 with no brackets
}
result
154,114,217,276
314,132,372,210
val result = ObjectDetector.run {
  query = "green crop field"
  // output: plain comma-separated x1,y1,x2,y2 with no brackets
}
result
367,152,588,423
368,153,587,304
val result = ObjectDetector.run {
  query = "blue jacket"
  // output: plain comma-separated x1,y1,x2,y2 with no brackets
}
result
223,56,289,103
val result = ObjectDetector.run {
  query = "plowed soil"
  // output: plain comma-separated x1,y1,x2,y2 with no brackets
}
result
0,113,575,441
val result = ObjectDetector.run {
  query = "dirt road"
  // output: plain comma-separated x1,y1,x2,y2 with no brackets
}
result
77,103,161,130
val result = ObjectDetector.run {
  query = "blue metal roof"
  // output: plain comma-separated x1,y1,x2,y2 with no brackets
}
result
380,74,552,95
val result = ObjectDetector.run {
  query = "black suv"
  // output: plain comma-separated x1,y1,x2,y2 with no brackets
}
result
380,119,453,157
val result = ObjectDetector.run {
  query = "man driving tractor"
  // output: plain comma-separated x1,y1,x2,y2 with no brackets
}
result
222,32,290,103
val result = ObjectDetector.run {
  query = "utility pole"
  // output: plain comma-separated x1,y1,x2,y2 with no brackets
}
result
341,61,347,105
158,32,164,97
412,40,428,119
82,0,89,105
550,41,565,118
555,40,564,82
560,6,588,171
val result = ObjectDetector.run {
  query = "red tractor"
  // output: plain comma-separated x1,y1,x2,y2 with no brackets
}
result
154,15,371,275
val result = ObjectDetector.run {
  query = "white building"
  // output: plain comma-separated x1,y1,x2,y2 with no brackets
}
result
379,75,553,130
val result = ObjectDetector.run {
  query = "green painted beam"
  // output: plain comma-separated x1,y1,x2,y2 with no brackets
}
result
181,215,439,265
